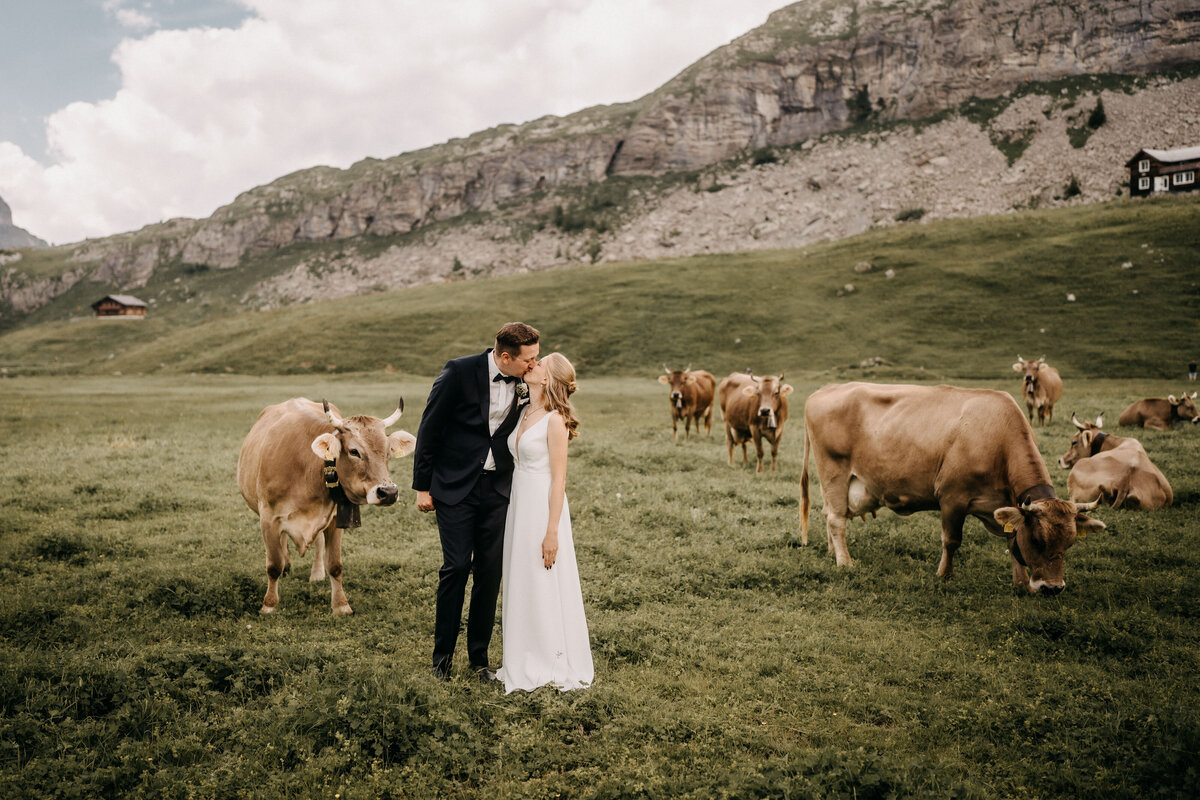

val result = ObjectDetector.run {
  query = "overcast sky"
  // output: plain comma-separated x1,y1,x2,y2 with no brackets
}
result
0,0,786,246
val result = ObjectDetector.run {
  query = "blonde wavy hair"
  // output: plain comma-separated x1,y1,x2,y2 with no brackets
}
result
537,352,580,440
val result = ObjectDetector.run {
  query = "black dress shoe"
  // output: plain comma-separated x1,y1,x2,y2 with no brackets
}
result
431,660,452,681
471,665,501,684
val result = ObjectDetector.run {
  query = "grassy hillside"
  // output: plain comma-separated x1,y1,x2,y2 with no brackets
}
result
1,194,1197,379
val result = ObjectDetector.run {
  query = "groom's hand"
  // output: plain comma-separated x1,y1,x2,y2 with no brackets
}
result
417,491,435,512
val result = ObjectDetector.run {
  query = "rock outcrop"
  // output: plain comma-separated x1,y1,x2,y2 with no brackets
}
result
611,0,1200,171
0,195,48,249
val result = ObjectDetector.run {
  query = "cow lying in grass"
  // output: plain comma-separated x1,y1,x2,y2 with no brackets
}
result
1058,413,1172,509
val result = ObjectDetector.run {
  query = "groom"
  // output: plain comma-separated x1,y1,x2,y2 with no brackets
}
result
413,322,540,682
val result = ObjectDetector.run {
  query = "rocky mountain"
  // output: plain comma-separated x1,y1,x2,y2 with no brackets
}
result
4,0,1200,317
0,195,47,249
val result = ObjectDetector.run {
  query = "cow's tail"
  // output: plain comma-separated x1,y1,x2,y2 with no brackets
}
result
798,425,811,547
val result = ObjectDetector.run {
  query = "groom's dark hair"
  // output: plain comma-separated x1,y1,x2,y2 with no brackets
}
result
495,322,539,357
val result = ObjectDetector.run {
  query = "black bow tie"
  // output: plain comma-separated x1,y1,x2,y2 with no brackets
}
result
493,373,518,384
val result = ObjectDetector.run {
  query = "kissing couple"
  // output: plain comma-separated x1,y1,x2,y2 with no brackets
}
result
412,322,593,693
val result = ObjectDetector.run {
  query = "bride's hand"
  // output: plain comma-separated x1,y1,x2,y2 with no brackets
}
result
542,533,558,569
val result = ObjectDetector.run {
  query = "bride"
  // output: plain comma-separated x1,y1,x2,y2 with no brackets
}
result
497,352,593,693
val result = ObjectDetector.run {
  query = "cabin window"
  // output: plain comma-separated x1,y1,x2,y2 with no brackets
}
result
1138,159,1150,172
1138,177,1150,190
1172,171,1195,185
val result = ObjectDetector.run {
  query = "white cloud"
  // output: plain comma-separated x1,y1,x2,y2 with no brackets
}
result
115,8,156,30
0,0,782,245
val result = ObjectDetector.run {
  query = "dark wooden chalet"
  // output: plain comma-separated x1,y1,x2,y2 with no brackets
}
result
1126,146,1200,197
92,294,148,318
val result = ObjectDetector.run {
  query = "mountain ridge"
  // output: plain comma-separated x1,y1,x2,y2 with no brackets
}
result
2,0,1199,321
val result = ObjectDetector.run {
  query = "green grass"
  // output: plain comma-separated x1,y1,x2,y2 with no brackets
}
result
3,194,1198,380
1,373,1197,798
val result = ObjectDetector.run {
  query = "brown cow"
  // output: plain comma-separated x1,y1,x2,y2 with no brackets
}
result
1117,392,1199,430
658,365,716,440
1057,414,1172,509
238,398,416,615
800,383,1105,595
1012,355,1063,426
719,371,793,472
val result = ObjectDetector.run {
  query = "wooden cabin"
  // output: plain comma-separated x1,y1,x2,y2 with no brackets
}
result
1126,146,1200,197
92,295,147,318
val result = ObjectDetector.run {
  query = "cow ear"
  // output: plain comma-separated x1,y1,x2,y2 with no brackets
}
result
311,433,341,460
741,384,757,396
1075,513,1106,537
1168,395,1178,405
658,375,670,385
686,375,697,384
1011,363,1023,372
994,507,1022,531
1080,430,1094,448
388,430,417,458
780,384,794,396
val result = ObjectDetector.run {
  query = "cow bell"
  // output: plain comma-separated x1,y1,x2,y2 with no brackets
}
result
323,459,339,488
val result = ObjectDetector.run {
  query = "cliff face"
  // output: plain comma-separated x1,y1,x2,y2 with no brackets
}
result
611,0,1200,172
4,0,1200,317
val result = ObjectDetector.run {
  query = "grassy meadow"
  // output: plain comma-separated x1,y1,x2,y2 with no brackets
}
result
2,195,1199,797
1,372,1198,799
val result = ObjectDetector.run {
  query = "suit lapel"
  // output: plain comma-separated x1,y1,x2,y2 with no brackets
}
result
500,392,522,433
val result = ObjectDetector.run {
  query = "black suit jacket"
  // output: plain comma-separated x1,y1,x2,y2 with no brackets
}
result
412,350,522,505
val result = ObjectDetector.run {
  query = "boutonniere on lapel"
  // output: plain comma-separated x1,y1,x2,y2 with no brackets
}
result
515,382,529,402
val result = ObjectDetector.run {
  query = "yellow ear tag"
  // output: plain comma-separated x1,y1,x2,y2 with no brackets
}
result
1077,529,1088,539
1003,522,1014,533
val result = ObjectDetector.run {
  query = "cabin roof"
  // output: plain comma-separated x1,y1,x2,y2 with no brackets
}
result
1129,145,1200,165
92,294,147,308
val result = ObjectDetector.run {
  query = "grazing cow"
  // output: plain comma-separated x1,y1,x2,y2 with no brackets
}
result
238,398,416,615
800,382,1105,595
658,365,716,440
1057,414,1172,509
719,371,793,472
1117,392,1199,430
1011,355,1063,426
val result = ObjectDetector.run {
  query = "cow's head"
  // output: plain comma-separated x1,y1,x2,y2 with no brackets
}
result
310,400,416,506
1167,391,1200,423
742,373,793,430
658,364,695,409
994,498,1105,595
1012,355,1045,397
1058,413,1104,469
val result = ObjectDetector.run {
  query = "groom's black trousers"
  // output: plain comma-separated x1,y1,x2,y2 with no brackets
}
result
433,471,508,669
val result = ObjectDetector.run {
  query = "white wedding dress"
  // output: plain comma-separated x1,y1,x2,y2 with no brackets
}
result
497,408,593,694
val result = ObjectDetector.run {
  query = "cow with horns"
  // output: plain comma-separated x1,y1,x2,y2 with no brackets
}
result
238,398,416,615
800,382,1105,595
658,365,716,441
1011,355,1063,426
1117,392,1200,430
719,371,794,472
1059,413,1173,509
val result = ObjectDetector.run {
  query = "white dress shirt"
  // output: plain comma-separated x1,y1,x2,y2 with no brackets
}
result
484,351,516,470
